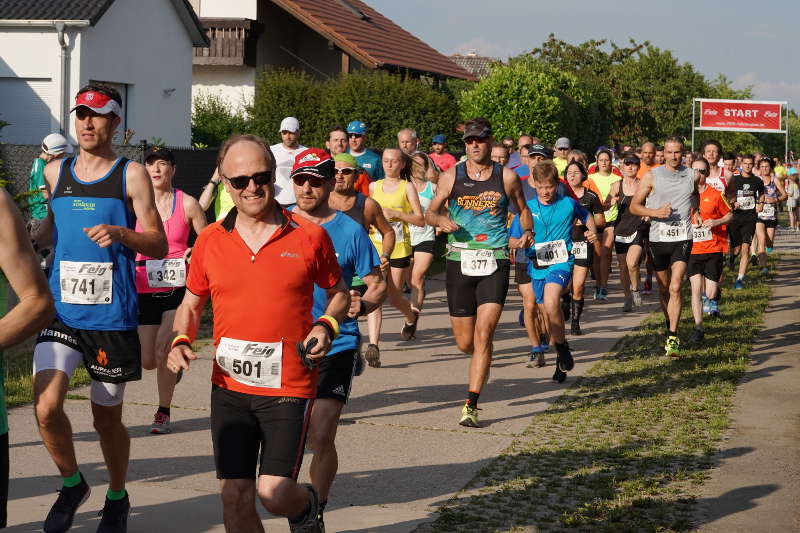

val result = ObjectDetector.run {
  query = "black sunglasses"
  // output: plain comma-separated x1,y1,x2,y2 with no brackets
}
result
335,167,356,176
292,174,328,187
348,133,364,138
224,171,273,190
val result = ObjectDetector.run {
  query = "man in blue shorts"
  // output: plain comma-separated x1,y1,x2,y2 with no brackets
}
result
290,148,386,529
510,160,598,383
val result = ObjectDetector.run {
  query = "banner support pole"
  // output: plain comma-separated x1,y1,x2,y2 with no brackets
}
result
691,99,696,152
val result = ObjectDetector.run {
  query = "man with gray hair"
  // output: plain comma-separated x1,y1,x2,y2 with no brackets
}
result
397,128,419,156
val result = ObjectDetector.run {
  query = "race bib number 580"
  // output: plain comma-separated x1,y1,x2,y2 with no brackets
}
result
59,261,113,304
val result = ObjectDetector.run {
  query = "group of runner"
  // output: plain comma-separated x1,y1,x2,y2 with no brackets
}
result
0,82,789,532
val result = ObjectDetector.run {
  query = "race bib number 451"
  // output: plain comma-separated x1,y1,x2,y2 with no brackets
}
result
146,258,186,289
59,261,113,304
215,338,282,388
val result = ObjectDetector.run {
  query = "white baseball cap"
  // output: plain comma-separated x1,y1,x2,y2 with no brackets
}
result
279,117,300,133
41,133,74,156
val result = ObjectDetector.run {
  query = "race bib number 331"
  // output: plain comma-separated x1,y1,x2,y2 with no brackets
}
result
215,338,282,388
59,261,113,304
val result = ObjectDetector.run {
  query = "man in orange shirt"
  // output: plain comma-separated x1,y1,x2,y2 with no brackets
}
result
636,142,657,179
167,134,349,532
687,157,732,344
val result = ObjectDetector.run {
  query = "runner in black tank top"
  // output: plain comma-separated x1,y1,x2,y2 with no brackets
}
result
613,155,648,312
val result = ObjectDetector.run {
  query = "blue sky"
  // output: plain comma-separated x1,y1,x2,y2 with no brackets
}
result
366,0,799,108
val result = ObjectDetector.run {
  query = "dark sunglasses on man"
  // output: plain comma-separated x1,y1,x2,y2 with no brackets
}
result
348,133,364,139
292,174,328,187
224,171,273,189
335,167,356,176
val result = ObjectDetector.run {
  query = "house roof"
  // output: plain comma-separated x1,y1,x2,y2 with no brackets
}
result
271,0,476,81
0,0,208,46
450,54,497,79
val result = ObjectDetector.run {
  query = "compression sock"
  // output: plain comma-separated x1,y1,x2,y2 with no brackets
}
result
574,298,585,321
63,471,82,488
106,488,126,501
157,406,171,417
466,391,480,409
289,501,312,525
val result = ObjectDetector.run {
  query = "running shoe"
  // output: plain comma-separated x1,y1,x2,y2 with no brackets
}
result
44,475,91,533
642,279,653,295
570,318,582,336
96,493,130,533
734,279,744,290
364,344,381,368
526,347,545,368
593,287,601,300
552,367,567,383
664,335,680,357
400,310,419,341
766,247,773,254
690,327,704,344
750,254,758,267
150,412,171,435
708,300,720,318
631,290,642,308
622,296,633,313
459,404,480,428
555,342,574,372
702,296,711,315
353,350,365,377
289,485,322,533
761,267,769,276
599,287,608,300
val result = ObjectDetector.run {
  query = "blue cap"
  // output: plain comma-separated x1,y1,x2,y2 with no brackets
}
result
432,134,446,144
347,120,367,134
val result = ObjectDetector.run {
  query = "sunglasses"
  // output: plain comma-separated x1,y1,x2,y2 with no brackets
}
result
335,167,356,176
292,174,328,187
348,133,364,138
224,171,273,190
464,136,488,145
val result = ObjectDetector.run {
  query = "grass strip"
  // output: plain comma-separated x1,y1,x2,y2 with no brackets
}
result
423,258,774,533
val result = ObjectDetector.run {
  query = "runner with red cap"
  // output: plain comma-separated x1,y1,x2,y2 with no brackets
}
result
167,136,348,532
31,84,167,533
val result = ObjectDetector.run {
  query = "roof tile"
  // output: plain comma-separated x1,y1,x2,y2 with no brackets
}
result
0,0,115,25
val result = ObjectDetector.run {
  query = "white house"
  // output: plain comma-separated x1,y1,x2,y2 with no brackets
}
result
0,0,208,146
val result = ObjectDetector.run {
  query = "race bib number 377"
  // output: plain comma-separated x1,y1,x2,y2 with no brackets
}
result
59,261,113,304
215,338,282,388
460,248,498,276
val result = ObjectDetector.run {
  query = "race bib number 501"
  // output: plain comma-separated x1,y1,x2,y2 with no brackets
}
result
215,338,282,388
59,261,113,304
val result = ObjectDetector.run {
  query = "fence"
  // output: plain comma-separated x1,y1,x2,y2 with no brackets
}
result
0,141,218,218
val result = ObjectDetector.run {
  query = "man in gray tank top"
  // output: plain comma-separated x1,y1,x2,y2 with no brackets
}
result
630,136,701,357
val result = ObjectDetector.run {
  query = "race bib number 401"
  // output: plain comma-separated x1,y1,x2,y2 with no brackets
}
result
215,338,282,388
535,240,569,266
146,258,186,289
460,248,498,276
59,261,113,304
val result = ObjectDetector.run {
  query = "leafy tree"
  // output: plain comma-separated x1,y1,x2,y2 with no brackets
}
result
191,91,250,147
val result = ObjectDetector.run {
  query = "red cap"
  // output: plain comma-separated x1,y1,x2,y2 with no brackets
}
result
71,90,122,116
291,148,334,180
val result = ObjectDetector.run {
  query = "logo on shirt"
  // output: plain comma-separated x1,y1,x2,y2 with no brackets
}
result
71,199,96,211
456,191,502,215
96,348,108,366
475,233,488,242
363,163,372,169
280,251,299,258
64,185,73,195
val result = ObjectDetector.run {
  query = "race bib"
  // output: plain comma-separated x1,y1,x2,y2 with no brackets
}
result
572,241,588,260
534,239,569,266
615,231,637,244
59,261,113,304
146,258,186,289
692,226,712,242
738,195,755,210
460,248,498,276
759,203,776,219
658,222,689,242
373,221,405,243
215,337,282,388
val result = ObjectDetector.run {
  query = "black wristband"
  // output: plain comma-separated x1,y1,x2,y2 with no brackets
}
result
172,340,191,350
313,319,335,340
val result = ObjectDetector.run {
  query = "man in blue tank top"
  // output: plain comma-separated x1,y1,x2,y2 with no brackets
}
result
31,84,167,533
290,148,386,528
426,117,533,428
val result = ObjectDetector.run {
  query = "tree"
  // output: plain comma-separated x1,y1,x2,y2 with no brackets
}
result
191,91,249,147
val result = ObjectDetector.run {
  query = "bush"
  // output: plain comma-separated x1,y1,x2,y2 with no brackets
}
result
191,91,249,148
249,69,461,150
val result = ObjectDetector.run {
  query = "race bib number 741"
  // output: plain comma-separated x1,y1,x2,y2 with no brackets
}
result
59,261,113,304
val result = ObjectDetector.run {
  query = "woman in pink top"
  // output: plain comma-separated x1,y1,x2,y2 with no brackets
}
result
136,147,207,434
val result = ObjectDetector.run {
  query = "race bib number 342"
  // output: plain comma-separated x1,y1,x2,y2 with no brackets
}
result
59,261,113,304
146,258,186,288
215,338,282,388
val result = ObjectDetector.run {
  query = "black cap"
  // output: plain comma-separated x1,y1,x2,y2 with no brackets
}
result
526,143,552,159
462,122,492,140
622,154,641,166
145,146,175,165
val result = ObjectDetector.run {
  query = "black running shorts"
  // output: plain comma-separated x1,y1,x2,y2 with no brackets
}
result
210,386,311,479
412,240,435,255
316,350,357,404
688,252,724,282
573,240,595,269
648,240,692,272
614,231,645,255
36,319,141,384
514,261,531,285
137,288,186,326
388,256,411,269
446,259,510,317
729,218,756,249
757,218,778,229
